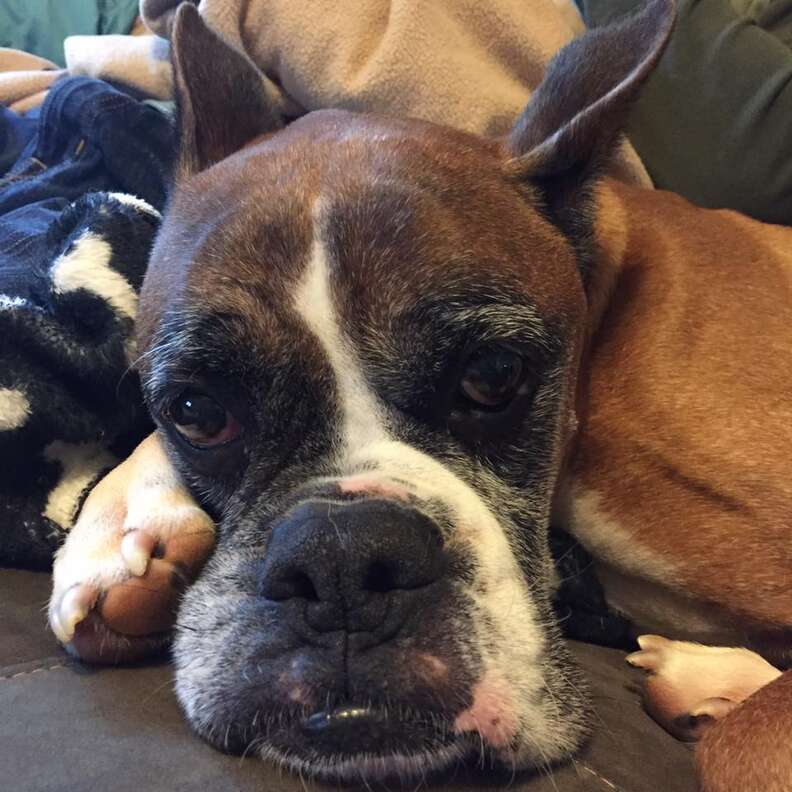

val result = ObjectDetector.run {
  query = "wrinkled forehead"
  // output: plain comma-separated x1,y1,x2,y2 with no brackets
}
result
139,112,585,363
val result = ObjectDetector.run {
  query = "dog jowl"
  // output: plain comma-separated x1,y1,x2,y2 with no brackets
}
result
135,1,673,781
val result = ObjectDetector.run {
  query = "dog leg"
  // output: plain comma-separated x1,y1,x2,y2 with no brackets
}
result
696,670,792,792
627,634,782,741
48,432,215,663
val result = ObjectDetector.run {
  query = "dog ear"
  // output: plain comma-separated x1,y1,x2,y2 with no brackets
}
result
507,0,674,251
170,2,283,179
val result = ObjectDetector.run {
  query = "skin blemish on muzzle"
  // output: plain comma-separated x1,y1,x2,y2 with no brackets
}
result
415,651,450,681
453,673,519,749
338,474,412,502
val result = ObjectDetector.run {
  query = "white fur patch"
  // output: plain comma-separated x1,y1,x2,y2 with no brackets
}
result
563,483,677,579
293,213,390,455
0,294,29,310
0,388,31,430
107,192,162,218
560,483,736,638
43,440,117,530
50,232,138,320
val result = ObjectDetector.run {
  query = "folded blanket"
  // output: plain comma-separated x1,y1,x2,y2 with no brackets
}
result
66,0,650,185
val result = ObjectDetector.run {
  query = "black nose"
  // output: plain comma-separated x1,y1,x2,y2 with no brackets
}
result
259,499,445,632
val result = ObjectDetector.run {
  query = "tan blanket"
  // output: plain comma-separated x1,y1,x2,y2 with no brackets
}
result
65,0,649,184
0,49,65,113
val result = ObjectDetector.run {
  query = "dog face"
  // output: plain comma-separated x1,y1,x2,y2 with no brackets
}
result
146,110,590,778
136,2,672,782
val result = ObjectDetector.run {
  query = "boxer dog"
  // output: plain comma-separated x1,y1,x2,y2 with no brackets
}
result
47,1,792,789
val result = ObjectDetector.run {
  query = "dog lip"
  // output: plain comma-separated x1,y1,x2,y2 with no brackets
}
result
301,705,374,733
297,704,457,756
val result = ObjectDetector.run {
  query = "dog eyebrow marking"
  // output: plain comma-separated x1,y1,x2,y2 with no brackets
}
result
292,201,391,456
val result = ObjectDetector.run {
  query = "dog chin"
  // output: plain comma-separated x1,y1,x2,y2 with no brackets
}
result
250,723,579,784
258,740,472,784
193,703,476,782
191,700,578,785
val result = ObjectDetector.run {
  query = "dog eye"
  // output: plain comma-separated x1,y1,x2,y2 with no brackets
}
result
168,390,240,447
459,345,525,409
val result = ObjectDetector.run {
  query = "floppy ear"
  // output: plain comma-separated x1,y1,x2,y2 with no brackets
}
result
508,0,674,260
170,2,283,179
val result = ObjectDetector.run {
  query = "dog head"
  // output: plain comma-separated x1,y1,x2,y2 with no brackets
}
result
137,1,672,782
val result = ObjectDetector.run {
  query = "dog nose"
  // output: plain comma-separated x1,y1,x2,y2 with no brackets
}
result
259,499,445,631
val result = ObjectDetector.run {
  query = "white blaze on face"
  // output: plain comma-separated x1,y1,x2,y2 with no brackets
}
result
289,204,571,763
293,205,391,458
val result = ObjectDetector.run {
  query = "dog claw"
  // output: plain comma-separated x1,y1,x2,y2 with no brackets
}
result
626,648,659,670
636,634,670,651
689,697,738,720
53,583,99,643
121,530,156,576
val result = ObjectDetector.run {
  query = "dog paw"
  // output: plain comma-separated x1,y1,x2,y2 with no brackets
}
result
627,634,782,741
49,433,215,664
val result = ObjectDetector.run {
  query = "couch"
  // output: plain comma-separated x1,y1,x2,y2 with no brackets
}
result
1,567,699,791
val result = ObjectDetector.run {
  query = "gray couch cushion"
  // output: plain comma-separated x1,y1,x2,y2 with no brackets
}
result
0,568,697,791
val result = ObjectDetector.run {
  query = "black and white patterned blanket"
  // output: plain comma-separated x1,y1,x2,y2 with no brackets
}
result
0,193,158,568
0,75,172,568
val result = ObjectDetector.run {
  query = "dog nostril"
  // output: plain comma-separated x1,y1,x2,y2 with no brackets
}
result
363,561,398,593
263,569,320,602
291,572,319,601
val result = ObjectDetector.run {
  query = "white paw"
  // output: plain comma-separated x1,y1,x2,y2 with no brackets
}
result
627,634,782,740
48,433,215,663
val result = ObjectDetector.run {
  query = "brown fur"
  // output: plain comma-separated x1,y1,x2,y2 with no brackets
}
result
567,182,792,791
572,180,792,629
697,670,792,791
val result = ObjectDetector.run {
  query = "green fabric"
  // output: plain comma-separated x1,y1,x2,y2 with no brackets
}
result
97,0,143,37
731,0,792,42
0,0,139,66
576,0,792,224
749,0,792,46
731,0,774,17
